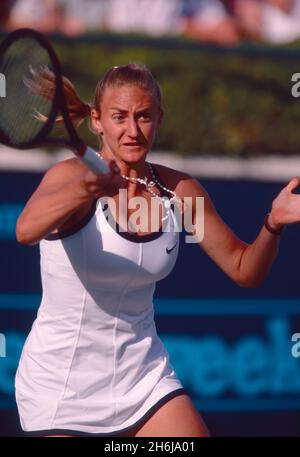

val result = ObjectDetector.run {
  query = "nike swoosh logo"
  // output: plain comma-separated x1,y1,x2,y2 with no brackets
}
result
166,243,178,254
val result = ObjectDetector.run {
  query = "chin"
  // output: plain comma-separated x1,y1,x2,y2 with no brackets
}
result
121,149,148,163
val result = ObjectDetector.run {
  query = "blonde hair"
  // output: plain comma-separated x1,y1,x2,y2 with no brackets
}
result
25,63,162,129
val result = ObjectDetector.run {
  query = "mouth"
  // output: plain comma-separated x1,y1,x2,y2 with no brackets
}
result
122,143,143,148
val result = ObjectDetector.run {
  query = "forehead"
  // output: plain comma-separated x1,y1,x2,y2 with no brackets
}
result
101,84,156,109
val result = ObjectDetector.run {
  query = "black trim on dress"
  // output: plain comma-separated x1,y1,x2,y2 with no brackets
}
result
21,388,187,437
44,199,98,240
43,164,175,242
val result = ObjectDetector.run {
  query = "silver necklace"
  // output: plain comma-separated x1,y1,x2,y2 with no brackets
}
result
96,152,182,221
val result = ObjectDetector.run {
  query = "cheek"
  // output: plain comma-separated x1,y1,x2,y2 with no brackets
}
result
148,126,158,142
142,123,157,138
103,121,123,139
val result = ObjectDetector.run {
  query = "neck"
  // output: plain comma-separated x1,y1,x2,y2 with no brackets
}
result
99,150,152,197
105,153,149,177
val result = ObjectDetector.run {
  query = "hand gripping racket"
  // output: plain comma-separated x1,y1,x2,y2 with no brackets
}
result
0,28,109,174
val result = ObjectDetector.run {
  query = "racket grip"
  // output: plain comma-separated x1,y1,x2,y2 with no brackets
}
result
80,146,110,174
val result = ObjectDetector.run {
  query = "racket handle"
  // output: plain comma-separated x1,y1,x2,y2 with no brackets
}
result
80,146,110,174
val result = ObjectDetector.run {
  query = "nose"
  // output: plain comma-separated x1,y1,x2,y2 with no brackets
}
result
127,118,139,137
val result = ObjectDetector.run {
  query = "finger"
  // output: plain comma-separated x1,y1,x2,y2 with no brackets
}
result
108,159,120,174
112,174,127,189
285,176,300,193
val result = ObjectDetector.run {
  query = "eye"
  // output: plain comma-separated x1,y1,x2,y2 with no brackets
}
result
112,114,125,122
139,112,151,121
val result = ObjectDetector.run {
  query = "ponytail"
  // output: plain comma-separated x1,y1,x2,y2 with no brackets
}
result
25,62,162,131
24,65,90,127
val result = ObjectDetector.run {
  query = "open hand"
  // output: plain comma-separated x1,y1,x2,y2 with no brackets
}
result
268,177,300,230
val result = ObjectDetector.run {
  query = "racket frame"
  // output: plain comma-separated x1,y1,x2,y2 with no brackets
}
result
0,28,85,153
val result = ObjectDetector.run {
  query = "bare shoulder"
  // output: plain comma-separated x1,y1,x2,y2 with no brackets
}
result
35,158,93,235
152,162,207,199
43,157,86,180
30,157,86,199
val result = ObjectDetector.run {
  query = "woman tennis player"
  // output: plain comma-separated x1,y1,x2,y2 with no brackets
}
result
15,63,300,437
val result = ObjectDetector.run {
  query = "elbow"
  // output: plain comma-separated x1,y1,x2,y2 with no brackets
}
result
235,275,263,288
16,227,30,245
16,232,39,246
16,219,38,245
16,221,26,244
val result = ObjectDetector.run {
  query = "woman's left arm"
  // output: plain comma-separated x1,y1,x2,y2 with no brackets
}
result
177,175,300,288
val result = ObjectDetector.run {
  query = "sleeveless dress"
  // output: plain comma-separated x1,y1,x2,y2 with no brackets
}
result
15,165,186,436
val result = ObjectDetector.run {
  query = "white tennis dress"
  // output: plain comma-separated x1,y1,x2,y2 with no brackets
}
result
15,165,185,436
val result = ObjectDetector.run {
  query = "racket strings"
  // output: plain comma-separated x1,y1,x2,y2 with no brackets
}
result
22,61,88,128
0,37,54,146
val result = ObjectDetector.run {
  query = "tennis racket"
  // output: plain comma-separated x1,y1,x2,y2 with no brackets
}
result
0,27,109,174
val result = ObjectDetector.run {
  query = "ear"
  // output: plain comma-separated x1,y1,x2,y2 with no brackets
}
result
90,108,104,134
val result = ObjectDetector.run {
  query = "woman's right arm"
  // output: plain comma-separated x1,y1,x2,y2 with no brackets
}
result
16,157,123,245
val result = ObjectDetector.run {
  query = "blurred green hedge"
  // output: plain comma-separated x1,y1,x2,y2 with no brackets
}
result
53,37,300,157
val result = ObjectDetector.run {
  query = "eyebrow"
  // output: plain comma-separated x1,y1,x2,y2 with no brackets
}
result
109,108,127,112
109,107,152,113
